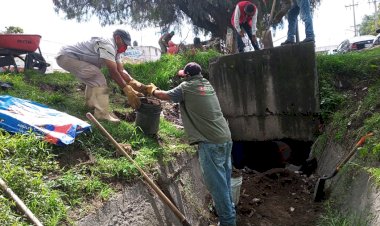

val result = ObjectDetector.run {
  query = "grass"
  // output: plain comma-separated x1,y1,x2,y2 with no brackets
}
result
0,50,221,224
317,201,372,226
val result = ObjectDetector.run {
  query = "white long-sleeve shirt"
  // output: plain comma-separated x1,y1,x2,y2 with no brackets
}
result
233,5,258,36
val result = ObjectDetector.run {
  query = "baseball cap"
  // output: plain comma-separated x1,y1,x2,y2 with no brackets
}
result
178,62,202,77
113,29,131,46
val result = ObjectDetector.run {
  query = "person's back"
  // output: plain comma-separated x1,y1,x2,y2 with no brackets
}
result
178,75,231,144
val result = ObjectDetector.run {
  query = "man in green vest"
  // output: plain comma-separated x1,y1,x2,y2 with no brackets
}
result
147,62,236,226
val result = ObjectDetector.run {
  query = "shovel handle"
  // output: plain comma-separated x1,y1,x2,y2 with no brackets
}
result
0,177,43,226
86,113,190,226
336,132,374,171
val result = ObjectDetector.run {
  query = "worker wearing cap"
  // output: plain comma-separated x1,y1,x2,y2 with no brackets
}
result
56,29,154,122
146,62,236,226
231,1,260,52
158,31,175,54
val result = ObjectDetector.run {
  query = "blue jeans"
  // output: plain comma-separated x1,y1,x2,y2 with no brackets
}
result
286,0,314,41
198,141,236,226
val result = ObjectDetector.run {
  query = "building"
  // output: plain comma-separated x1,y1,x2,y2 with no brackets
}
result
123,46,161,63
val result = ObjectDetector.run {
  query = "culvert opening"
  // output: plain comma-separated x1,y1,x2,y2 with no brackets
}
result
231,139,315,173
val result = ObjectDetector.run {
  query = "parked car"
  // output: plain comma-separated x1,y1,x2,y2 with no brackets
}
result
334,35,375,54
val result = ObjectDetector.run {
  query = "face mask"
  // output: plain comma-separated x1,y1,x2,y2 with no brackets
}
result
117,45,127,53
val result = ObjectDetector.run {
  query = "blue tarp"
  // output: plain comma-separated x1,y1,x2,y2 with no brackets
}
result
0,95,91,145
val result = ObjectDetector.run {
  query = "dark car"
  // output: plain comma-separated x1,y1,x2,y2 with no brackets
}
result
335,35,375,54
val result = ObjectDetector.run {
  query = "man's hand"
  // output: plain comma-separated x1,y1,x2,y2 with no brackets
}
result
146,83,158,96
239,30,245,37
123,85,141,109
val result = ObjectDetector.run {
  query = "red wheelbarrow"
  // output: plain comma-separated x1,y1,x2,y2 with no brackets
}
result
0,34,50,74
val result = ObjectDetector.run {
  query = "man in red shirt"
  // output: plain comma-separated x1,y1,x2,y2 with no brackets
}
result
231,1,260,52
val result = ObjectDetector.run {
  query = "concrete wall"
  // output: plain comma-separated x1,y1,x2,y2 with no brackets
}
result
76,152,210,226
209,42,319,141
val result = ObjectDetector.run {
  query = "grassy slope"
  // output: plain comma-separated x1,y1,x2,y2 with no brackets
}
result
315,47,380,225
0,51,219,225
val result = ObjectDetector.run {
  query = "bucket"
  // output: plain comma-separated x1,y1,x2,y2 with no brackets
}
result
231,176,243,205
135,99,162,135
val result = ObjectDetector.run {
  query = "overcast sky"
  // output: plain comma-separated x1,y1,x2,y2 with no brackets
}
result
0,0,377,68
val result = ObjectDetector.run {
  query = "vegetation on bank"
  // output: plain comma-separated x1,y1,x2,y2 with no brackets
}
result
2,47,380,225
315,47,380,225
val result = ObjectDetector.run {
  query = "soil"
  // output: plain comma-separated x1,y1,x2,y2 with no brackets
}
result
233,168,322,226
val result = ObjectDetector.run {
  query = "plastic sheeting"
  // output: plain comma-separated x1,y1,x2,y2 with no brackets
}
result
0,95,91,145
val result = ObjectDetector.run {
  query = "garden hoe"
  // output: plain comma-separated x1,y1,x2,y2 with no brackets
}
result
0,177,43,226
86,113,191,226
262,0,276,49
313,132,374,202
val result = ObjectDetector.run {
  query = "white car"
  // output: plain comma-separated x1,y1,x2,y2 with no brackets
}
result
335,35,375,54
372,33,380,47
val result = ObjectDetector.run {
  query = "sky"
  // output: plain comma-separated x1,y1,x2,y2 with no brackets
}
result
0,0,378,70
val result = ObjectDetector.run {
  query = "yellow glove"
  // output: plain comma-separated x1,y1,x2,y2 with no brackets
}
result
128,79,147,95
145,83,158,96
123,85,141,109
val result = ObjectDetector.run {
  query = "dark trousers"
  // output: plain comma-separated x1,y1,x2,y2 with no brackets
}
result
235,22,259,52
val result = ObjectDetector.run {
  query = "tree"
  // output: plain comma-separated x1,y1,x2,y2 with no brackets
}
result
52,0,321,40
359,14,380,36
5,26,24,34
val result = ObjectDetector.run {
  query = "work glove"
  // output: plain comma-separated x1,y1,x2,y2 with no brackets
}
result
145,83,158,96
128,79,148,95
123,85,141,109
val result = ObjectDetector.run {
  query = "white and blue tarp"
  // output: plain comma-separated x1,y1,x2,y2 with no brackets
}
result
0,95,91,145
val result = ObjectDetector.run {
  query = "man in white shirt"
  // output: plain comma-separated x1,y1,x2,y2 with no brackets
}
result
56,29,154,122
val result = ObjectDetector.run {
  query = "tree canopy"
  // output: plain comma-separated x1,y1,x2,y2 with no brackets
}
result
52,0,321,39
359,14,380,36
4,26,24,34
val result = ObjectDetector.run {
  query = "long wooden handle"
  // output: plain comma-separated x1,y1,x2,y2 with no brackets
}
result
0,177,43,226
336,132,374,171
86,113,190,226
269,0,277,24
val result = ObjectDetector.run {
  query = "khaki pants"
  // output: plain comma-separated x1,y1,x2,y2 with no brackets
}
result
56,55,107,87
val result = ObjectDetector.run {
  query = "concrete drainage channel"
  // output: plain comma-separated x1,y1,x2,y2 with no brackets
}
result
77,152,210,226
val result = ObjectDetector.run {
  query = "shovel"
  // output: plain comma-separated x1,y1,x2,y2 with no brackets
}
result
262,0,277,49
0,177,43,226
86,113,191,226
313,132,374,202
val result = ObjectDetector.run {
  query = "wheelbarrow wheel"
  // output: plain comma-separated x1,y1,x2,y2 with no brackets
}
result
25,52,48,74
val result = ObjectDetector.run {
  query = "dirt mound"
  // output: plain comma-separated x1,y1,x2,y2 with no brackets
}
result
235,168,322,226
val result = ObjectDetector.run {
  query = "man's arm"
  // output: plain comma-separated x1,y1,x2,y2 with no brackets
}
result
105,59,128,89
251,11,258,36
233,5,242,34
152,90,171,101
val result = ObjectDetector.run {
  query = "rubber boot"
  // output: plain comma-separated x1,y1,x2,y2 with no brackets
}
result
92,86,120,122
85,86,95,109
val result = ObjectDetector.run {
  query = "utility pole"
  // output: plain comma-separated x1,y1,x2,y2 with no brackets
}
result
346,0,358,36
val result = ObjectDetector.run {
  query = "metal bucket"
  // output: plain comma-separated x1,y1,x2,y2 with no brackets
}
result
135,98,162,135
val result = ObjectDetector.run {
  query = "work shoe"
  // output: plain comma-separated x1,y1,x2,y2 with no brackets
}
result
301,37,315,43
280,40,295,45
